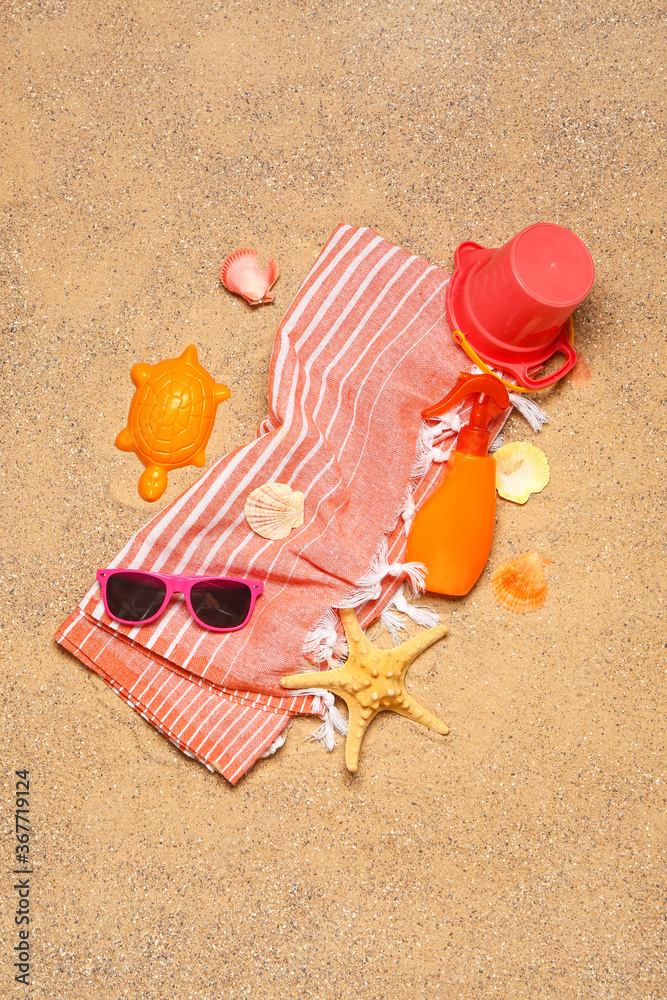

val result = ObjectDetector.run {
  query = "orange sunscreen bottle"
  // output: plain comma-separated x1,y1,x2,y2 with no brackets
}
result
406,372,510,596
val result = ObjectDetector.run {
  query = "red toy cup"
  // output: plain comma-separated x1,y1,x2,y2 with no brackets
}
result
446,223,595,390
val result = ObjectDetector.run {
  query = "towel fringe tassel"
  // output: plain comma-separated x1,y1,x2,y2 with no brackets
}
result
302,607,349,664
508,392,549,432
308,692,349,751
400,485,417,536
282,686,349,752
336,536,428,608
410,411,460,480
260,727,290,759
379,582,440,644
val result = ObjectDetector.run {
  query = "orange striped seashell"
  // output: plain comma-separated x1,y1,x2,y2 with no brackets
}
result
220,248,279,305
491,551,552,614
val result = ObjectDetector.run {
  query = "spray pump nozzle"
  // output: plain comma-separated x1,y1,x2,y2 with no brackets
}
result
422,371,510,458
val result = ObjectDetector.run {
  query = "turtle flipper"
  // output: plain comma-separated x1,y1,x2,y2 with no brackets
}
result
130,363,152,388
180,344,199,365
138,464,168,502
215,382,231,404
115,427,135,452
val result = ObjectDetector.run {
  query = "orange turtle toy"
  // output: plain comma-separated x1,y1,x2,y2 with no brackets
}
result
115,344,230,502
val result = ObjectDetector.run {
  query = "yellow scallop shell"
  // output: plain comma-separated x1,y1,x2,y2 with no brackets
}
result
494,441,550,505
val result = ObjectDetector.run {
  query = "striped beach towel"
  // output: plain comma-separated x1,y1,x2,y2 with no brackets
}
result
55,224,526,783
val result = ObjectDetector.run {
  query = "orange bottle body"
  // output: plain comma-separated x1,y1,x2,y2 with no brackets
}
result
406,451,496,596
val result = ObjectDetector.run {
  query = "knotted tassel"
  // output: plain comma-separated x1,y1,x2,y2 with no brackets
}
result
400,485,417,536
302,607,349,664
379,582,440,643
337,537,428,608
308,692,349,751
410,413,461,479
282,683,349,752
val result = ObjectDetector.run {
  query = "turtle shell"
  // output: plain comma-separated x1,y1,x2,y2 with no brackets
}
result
122,345,230,476
132,362,214,467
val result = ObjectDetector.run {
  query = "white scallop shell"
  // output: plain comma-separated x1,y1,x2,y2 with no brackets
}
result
244,482,304,539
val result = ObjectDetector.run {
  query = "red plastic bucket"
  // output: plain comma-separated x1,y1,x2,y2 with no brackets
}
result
447,223,595,389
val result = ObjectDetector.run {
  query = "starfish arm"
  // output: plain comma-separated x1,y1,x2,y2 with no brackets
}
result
280,668,343,691
390,623,448,667
344,701,375,773
337,606,370,655
392,689,449,736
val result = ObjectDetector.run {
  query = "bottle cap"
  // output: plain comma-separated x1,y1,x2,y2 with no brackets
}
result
422,372,510,458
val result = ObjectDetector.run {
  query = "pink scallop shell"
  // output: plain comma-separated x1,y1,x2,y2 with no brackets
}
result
220,248,279,305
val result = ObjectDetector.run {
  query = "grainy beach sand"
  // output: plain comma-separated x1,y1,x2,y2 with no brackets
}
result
1,2,665,997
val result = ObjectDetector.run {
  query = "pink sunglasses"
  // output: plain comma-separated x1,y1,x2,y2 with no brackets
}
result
96,569,264,633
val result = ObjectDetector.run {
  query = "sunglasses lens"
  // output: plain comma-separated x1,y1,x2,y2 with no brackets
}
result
190,581,253,630
105,572,167,623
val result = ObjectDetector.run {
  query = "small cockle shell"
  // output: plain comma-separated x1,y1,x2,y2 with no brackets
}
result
491,551,552,614
244,482,304,540
220,248,279,305
494,441,550,505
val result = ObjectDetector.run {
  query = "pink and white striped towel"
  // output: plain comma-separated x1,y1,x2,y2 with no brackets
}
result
55,224,510,783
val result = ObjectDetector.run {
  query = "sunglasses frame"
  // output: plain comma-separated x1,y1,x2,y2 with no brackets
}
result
96,568,264,633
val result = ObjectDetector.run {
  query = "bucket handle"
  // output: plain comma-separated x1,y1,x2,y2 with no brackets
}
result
510,329,578,391
453,322,577,393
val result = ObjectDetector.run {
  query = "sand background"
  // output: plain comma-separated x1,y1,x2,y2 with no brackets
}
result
1,1,665,997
